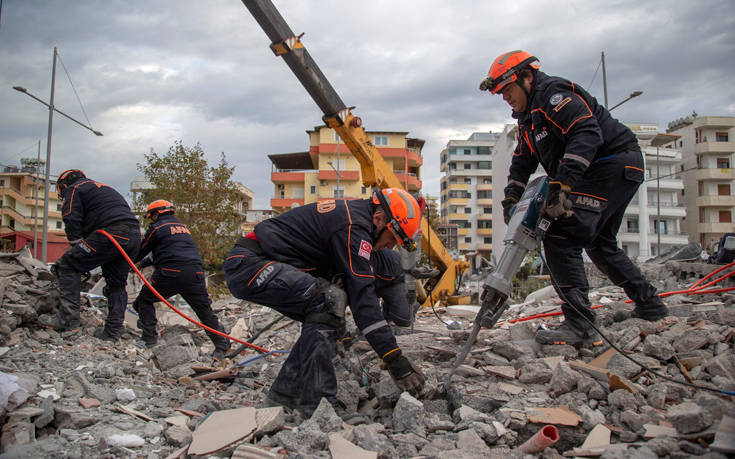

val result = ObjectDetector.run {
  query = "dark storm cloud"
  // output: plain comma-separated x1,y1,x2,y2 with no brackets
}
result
1,0,733,206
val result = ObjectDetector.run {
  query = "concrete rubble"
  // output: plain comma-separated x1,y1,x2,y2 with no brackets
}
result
0,247,733,458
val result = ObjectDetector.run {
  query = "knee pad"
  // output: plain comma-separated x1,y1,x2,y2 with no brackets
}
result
311,278,347,320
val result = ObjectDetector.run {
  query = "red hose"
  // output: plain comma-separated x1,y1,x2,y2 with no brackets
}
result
98,229,272,354
507,261,735,325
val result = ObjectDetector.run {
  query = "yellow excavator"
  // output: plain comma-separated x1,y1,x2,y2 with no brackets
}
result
240,0,470,308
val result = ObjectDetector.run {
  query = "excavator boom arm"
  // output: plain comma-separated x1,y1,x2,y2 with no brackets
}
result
241,0,469,305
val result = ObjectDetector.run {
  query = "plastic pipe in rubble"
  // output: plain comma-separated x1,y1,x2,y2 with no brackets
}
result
97,229,274,355
517,425,560,453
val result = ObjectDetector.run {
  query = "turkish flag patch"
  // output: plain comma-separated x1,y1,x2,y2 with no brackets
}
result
358,240,372,260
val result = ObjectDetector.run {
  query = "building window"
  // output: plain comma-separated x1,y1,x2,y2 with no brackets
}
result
373,135,388,146
720,211,732,223
477,161,491,169
716,132,729,142
310,185,316,194
0,179,4,186
441,182,447,190
477,221,492,229
482,178,492,184
57,203,62,211
463,149,471,155
334,130,340,142
483,237,492,244
626,220,639,233
361,186,367,194
320,180,327,186
465,237,472,243
464,178,472,184
333,187,345,198
56,221,62,229
463,164,472,170
653,219,667,235
717,158,730,168
478,190,492,199
483,207,491,214
718,184,731,196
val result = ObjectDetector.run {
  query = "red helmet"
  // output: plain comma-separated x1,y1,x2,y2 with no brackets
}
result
145,199,175,218
372,187,421,251
56,169,86,195
479,50,540,94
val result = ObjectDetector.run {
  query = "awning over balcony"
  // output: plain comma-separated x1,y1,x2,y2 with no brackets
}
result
268,152,314,170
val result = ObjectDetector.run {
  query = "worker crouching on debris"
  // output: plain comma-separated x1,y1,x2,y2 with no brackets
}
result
132,200,230,359
39,170,141,341
224,188,426,418
480,50,669,346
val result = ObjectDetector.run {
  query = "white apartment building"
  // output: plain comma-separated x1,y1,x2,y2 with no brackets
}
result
439,132,500,261
620,123,687,258
667,114,735,251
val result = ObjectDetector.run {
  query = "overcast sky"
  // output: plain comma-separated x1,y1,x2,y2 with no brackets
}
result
1,0,733,208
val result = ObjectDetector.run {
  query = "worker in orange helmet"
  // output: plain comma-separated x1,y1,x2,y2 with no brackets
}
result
480,50,668,346
132,200,230,360
224,187,425,419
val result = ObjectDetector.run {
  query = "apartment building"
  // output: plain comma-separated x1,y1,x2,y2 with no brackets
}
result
619,124,688,258
0,162,67,260
439,132,500,260
667,114,735,250
269,126,423,213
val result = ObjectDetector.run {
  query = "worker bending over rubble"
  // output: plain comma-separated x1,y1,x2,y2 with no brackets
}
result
480,50,669,346
39,169,141,342
132,200,230,360
224,188,426,418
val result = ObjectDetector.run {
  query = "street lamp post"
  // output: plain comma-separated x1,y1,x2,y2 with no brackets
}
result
327,161,342,198
609,91,643,112
13,47,102,263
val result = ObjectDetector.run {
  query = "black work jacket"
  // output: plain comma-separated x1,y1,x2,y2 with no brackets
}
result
255,199,399,357
135,214,202,269
504,71,637,199
60,178,138,241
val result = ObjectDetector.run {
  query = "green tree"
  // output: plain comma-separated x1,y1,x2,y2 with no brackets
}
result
135,141,241,269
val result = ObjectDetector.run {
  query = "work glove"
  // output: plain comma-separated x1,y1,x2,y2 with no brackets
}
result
501,197,518,224
544,181,573,219
385,353,426,396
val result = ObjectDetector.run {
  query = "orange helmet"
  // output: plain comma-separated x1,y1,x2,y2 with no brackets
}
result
372,187,421,251
145,199,175,218
479,50,540,94
56,169,86,194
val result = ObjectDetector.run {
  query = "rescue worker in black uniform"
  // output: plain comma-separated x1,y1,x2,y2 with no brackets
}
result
38,170,141,341
480,51,669,346
372,248,414,327
132,200,230,359
224,188,426,417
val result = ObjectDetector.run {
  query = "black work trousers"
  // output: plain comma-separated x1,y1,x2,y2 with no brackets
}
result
544,148,661,332
133,265,229,350
224,246,337,416
55,226,141,337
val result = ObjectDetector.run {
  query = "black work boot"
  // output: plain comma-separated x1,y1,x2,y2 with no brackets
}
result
93,327,118,343
262,388,298,411
535,321,603,347
38,313,80,332
614,297,669,323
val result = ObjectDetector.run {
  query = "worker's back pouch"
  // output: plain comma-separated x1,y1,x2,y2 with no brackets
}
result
549,193,608,246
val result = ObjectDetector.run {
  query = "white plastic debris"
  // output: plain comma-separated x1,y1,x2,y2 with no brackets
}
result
105,433,145,448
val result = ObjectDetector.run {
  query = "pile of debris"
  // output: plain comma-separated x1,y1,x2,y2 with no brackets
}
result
0,249,733,458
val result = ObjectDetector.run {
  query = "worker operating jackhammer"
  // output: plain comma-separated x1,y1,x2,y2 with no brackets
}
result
131,200,230,361
223,188,426,419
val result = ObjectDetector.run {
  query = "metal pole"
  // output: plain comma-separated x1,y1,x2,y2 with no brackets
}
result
656,146,661,256
336,133,340,196
34,140,40,258
601,51,608,109
42,47,57,264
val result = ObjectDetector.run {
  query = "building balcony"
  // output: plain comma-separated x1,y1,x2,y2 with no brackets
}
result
446,169,493,177
477,198,492,206
477,184,493,191
449,213,469,220
458,228,470,236
477,243,492,251
477,213,492,220
699,222,735,234
695,168,735,181
694,141,735,155
317,170,360,181
271,171,307,183
644,205,687,218
647,232,690,245
696,195,735,207
448,183,469,191
394,173,422,190
447,198,469,205
458,243,470,250
270,198,305,210
644,178,683,190
692,116,735,129
477,228,492,236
